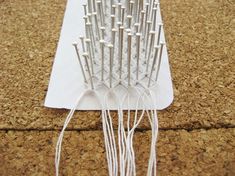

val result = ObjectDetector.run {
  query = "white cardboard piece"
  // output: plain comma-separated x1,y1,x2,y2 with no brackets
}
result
45,0,174,110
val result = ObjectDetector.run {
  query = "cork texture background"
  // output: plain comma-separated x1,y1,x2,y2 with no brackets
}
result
0,0,234,175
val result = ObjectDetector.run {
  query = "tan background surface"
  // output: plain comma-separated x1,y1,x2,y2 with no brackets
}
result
0,0,234,175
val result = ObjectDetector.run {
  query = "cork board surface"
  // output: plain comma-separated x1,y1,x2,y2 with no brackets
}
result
0,0,234,175
0,129,234,176
0,0,234,130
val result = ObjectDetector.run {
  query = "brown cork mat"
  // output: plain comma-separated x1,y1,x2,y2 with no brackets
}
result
0,129,234,176
0,0,234,175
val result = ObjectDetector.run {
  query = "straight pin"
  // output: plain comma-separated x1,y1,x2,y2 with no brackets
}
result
112,28,117,46
83,16,89,38
97,1,104,26
118,26,124,80
112,5,116,15
149,0,155,20
112,28,117,60
155,42,165,82
136,33,141,80
85,39,94,74
151,7,158,31
100,40,105,81
133,0,139,22
100,26,105,40
79,36,86,52
129,1,134,15
108,44,114,88
87,0,93,13
73,43,87,83
134,23,140,33
157,23,163,45
111,15,116,29
127,33,132,86
148,45,160,87
136,0,142,22
139,10,145,33
144,21,152,58
92,0,97,12
127,15,132,29
86,20,96,61
121,7,125,25
110,0,114,14
146,31,156,73
82,53,94,89
117,3,122,22
83,4,87,16
93,12,101,40
144,3,150,35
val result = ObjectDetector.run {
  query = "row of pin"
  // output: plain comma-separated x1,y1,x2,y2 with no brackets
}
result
73,0,165,90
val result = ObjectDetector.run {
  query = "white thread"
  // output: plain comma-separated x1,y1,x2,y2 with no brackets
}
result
55,90,103,176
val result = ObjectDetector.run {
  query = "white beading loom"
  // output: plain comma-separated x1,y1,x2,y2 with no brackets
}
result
45,0,174,175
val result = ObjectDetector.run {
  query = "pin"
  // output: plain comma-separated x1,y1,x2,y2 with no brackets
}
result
127,33,132,86
100,40,105,81
144,21,152,43
73,43,87,83
112,5,116,15
117,3,122,22
155,42,165,82
108,44,114,88
126,0,130,15
136,0,142,22
146,30,156,73
149,0,155,20
136,33,141,80
151,3,159,22
87,14,96,47
85,39,94,74
144,3,150,35
139,10,145,33
129,1,134,15
121,6,125,25
83,4,87,16
112,28,117,60
144,21,152,55
127,15,132,29
97,1,104,26
83,16,89,38
151,7,158,31
86,20,96,61
82,53,94,89
157,23,163,45
100,26,105,40
110,0,114,14
148,45,160,87
112,28,117,46
92,0,97,12
118,26,124,80
111,15,116,29
134,23,140,33
93,12,101,40
79,36,86,52
87,0,93,13
151,2,160,19
101,0,106,14
133,0,139,22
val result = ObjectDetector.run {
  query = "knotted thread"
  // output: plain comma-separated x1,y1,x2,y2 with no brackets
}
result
55,87,159,176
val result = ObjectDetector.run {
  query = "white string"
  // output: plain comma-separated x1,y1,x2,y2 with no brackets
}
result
55,90,103,176
104,89,120,176
55,87,159,176
146,89,159,176
120,87,148,176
